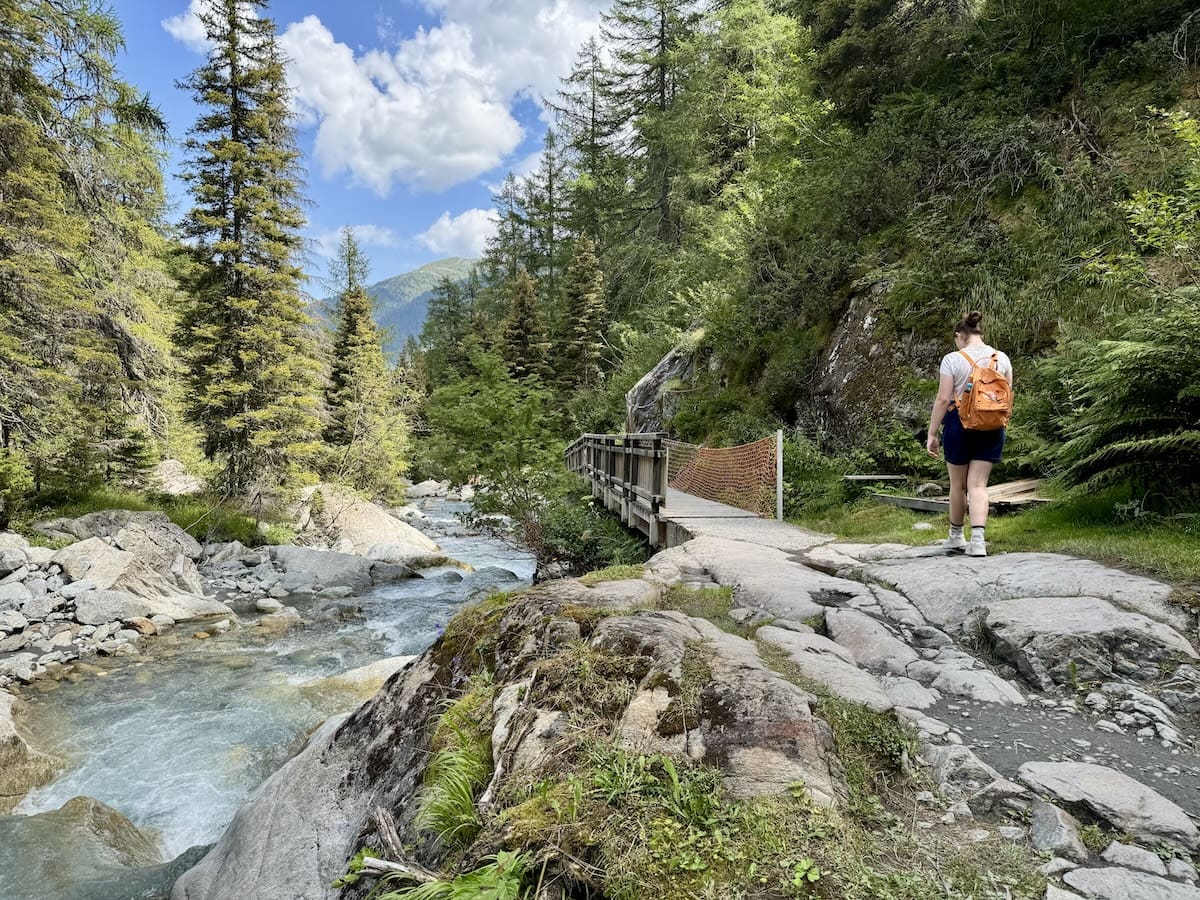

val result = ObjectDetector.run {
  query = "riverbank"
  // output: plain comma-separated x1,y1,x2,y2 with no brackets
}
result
0,482,535,900
167,527,1200,900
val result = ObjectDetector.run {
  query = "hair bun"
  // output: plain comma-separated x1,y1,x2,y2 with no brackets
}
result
966,310,984,327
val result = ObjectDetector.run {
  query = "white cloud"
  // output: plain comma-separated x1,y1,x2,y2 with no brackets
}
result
161,0,211,53
163,0,608,193
417,208,496,258
313,223,403,259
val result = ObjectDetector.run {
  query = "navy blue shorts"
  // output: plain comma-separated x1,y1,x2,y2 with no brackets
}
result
943,408,1005,465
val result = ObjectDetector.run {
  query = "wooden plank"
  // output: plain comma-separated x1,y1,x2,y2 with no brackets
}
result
871,493,950,513
843,475,907,482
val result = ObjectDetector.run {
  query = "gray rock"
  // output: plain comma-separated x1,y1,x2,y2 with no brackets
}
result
255,598,284,613
1019,762,1200,851
151,615,175,631
861,553,1184,631
0,564,30,584
54,540,229,623
258,607,302,632
154,458,204,496
1,690,59,812
924,743,1002,798
981,597,1197,690
0,547,27,577
0,609,28,633
24,576,48,596
1045,887,1085,900
317,586,354,600
1100,841,1168,876
1063,867,1200,899
932,668,1026,705
0,653,38,683
758,625,893,712
0,582,32,608
1030,799,1088,862
73,590,153,627
0,532,30,551
270,545,373,594
25,546,54,566
824,608,919,675
1168,859,1198,884
882,676,939,709
60,580,95,600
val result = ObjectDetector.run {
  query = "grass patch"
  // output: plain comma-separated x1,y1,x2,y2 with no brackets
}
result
655,641,714,737
579,564,646,586
793,489,1200,585
529,640,649,724
418,673,496,850
437,592,515,674
656,584,763,638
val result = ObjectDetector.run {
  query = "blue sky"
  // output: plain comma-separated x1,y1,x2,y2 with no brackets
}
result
109,0,608,284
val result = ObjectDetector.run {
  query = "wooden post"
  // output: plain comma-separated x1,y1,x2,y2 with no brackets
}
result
776,429,784,521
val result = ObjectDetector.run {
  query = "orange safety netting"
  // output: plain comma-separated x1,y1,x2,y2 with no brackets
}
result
666,436,778,517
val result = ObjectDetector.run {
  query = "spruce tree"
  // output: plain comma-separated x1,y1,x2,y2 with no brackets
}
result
177,0,321,492
324,227,408,499
420,275,471,386
559,237,608,391
501,270,552,382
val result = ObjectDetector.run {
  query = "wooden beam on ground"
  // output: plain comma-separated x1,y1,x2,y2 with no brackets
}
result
871,493,950,513
843,475,907,482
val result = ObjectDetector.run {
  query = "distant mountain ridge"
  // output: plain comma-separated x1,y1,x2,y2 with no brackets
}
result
360,257,477,353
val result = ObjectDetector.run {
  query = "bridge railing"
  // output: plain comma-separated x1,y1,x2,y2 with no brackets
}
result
564,432,670,546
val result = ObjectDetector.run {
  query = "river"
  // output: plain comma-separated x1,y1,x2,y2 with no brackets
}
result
1,502,534,897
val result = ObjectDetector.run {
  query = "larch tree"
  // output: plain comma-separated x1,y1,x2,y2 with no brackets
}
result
177,0,322,493
559,236,608,391
324,227,409,500
501,269,552,382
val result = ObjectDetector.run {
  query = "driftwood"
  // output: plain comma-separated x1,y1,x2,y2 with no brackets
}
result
359,857,440,884
373,805,406,860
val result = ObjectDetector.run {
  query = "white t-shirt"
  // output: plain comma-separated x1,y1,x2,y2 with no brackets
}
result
939,344,1013,397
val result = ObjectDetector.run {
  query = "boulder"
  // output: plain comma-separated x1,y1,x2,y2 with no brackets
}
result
924,744,1003,799
404,479,448,499
861,553,1184,631
757,625,893,712
931,668,1026,705
824,608,919,675
1030,799,1088,862
53,539,230,623
52,542,229,628
0,581,33,609
625,342,696,433
301,484,440,557
0,547,27,578
0,532,30,551
73,590,152,626
0,691,59,813
0,796,163,899
1063,867,1200,900
1100,841,1168,876
153,459,204,496
0,609,28,633
269,545,373,595
980,597,1198,690
1018,762,1200,851
257,607,302,632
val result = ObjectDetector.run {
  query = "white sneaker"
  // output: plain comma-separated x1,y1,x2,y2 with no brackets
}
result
944,535,967,552
966,541,987,557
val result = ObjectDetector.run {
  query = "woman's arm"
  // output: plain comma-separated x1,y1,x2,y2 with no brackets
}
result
926,372,956,457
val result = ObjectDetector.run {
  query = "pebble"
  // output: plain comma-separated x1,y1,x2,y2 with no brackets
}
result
1096,720,1123,734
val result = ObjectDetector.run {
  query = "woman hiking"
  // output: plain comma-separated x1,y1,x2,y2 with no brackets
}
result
925,311,1014,557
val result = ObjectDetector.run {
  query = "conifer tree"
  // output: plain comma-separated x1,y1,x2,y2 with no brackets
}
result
323,227,409,499
420,275,471,386
559,237,608,391
501,270,552,382
177,0,321,492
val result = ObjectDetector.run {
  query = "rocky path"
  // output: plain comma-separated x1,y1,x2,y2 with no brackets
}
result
649,533,1200,898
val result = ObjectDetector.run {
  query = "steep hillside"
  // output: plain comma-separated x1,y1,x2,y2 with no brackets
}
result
366,257,477,352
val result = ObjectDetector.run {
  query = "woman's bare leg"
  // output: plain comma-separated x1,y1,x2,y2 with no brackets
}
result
947,463,969,527
967,461,993,528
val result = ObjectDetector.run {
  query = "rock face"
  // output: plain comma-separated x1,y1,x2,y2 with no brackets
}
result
172,577,845,899
1019,761,1200,851
0,796,164,899
1062,867,1200,900
0,692,59,813
625,342,697,434
270,545,374,596
295,484,439,558
861,553,1183,631
757,625,893,712
981,597,1198,690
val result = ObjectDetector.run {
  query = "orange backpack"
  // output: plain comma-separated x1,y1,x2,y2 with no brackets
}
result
953,350,1013,430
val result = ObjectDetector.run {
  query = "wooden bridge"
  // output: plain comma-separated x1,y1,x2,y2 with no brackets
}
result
564,432,784,549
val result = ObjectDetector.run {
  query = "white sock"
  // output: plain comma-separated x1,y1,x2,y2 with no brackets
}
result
971,527,986,543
